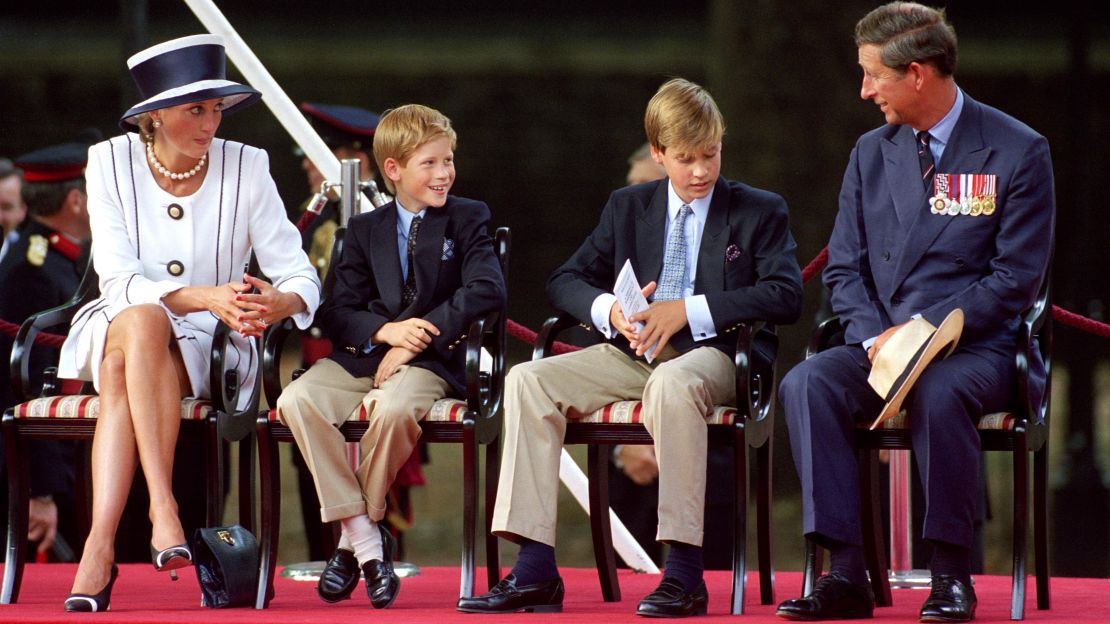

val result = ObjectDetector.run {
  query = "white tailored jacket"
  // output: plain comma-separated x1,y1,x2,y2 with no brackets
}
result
58,134,321,408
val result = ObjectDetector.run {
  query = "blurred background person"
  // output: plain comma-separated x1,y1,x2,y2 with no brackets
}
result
0,158,27,263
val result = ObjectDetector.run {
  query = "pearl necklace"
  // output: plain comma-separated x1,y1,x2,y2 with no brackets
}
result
146,141,206,180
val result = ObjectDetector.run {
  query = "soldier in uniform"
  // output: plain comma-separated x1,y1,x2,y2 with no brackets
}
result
0,139,93,564
0,158,26,263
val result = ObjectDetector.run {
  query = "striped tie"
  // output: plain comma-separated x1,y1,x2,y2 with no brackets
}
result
655,204,691,301
917,131,935,191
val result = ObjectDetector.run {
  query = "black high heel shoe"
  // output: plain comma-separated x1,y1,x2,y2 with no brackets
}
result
151,543,192,581
64,564,119,612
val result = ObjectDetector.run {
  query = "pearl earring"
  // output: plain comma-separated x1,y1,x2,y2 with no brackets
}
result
152,120,162,129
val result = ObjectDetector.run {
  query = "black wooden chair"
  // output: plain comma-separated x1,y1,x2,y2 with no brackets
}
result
532,317,778,615
2,261,257,604
801,276,1052,620
253,226,510,608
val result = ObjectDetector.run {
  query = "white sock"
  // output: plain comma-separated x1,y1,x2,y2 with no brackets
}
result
337,530,352,552
340,514,383,566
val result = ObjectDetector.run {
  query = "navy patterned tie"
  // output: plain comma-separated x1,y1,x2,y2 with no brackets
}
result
401,216,422,306
917,131,935,192
655,204,691,301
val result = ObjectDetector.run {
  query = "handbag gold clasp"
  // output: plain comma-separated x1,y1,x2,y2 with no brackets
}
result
217,530,235,546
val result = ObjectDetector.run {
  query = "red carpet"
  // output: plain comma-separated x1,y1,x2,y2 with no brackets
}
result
0,564,1106,623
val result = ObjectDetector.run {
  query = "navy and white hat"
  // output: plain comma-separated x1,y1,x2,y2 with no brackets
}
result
119,34,261,132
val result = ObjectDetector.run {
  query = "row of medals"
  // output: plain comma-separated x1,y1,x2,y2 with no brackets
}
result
928,173,997,217
930,193,996,216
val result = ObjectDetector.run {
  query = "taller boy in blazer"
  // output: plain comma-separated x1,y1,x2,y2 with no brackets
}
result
277,104,506,609
458,78,802,618
776,4,1054,622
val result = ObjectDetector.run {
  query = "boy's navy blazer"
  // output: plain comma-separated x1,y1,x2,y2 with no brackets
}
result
320,195,506,395
547,176,803,359
825,93,1054,401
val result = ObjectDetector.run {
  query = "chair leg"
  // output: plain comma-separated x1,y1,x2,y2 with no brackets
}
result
205,417,224,527
2,419,28,604
254,422,281,609
1033,443,1050,611
756,438,775,606
459,425,478,599
802,539,823,597
1011,442,1030,620
859,449,892,607
238,433,256,533
731,428,749,615
587,444,620,602
483,437,502,590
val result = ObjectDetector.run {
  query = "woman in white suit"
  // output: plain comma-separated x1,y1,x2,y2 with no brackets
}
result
58,34,321,612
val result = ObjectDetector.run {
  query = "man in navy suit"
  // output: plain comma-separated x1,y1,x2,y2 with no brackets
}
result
776,3,1054,622
459,78,802,617
277,104,506,609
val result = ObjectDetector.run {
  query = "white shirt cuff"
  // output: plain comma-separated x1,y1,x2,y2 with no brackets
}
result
685,295,716,341
591,293,619,338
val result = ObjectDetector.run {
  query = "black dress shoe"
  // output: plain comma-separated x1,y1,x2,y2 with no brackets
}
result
919,576,976,623
317,548,360,603
636,577,709,618
363,525,400,609
455,573,564,614
775,572,874,620
64,564,119,612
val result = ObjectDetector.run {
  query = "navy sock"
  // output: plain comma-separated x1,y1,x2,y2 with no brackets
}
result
828,542,868,587
510,539,558,586
928,540,972,586
663,542,704,592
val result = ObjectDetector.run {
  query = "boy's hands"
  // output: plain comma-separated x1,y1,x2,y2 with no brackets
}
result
628,281,688,358
609,281,658,343
374,318,441,353
374,346,417,388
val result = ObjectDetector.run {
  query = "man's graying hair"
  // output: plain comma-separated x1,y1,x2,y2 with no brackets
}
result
855,2,957,77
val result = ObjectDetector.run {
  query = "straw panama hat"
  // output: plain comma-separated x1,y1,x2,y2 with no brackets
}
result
867,308,964,429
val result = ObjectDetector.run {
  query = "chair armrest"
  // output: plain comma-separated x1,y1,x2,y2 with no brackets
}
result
210,319,261,442
807,315,846,359
9,259,99,402
465,309,505,444
261,317,297,408
532,312,580,361
1014,277,1052,434
733,322,778,447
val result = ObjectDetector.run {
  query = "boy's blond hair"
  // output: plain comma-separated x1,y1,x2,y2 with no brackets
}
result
373,104,457,193
644,78,724,153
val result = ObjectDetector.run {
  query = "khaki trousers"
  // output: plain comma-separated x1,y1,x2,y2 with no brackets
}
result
492,343,734,547
276,357,450,523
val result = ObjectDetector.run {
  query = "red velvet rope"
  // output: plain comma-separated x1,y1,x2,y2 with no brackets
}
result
6,245,1109,352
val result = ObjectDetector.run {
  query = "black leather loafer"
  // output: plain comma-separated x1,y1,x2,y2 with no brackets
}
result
919,576,976,622
636,577,709,618
775,572,874,620
455,573,564,614
363,526,400,609
317,548,360,603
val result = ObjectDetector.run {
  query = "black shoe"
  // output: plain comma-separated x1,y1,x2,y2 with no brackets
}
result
317,548,360,603
775,572,874,620
363,525,400,609
64,564,119,612
456,573,564,614
636,577,709,618
150,543,192,581
919,576,976,622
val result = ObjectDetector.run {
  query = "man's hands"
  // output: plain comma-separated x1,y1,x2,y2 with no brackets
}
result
616,445,659,486
868,322,906,363
28,495,57,555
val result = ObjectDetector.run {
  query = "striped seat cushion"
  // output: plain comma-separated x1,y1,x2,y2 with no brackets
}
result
12,395,212,421
267,398,470,425
572,400,738,426
875,410,1016,431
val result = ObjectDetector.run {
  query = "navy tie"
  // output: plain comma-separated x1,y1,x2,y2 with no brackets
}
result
401,216,422,306
917,131,935,192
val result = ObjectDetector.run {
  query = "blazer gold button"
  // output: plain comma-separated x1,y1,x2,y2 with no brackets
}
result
346,346,356,353
167,260,184,276
447,345,454,351
167,203,184,220
459,334,467,340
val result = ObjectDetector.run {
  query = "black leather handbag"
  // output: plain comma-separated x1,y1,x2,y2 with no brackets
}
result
192,524,259,608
